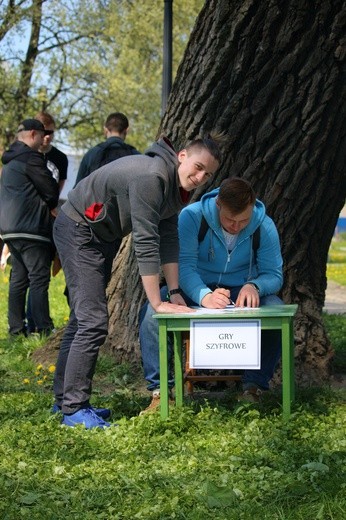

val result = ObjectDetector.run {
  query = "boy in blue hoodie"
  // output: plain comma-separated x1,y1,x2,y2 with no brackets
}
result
140,178,284,410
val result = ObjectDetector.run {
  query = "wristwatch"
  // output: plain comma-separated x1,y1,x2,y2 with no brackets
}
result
169,288,182,296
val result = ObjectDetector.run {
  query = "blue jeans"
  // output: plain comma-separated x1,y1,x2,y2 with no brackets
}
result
6,239,53,335
139,286,283,391
53,211,120,414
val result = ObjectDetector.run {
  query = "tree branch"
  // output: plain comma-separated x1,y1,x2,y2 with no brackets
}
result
14,0,43,118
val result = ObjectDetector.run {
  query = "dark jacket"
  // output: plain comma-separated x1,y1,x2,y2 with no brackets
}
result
0,141,59,243
62,138,189,276
74,136,140,186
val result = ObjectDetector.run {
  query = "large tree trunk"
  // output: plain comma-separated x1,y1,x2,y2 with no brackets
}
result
104,237,146,362
106,0,345,384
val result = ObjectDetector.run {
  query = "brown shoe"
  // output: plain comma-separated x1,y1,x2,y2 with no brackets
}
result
238,385,264,403
140,389,174,415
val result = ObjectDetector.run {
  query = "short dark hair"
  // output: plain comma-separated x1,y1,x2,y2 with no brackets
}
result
185,131,227,164
218,178,256,213
105,112,129,133
35,111,56,128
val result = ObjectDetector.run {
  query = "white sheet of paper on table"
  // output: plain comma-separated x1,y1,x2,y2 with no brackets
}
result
189,305,255,315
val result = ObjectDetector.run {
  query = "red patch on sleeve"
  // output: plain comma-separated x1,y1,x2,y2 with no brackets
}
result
85,203,103,220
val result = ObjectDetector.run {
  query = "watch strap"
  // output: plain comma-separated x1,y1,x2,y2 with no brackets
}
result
169,288,182,296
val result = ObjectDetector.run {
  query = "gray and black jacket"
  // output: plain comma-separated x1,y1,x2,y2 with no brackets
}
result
62,138,190,276
0,141,59,243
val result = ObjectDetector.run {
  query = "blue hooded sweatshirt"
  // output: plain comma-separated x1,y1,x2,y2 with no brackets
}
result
178,187,283,305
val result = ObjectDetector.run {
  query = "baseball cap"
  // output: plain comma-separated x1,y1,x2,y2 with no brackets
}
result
17,118,50,134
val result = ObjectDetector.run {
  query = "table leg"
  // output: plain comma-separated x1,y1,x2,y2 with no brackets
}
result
281,317,295,420
159,320,169,419
173,331,184,407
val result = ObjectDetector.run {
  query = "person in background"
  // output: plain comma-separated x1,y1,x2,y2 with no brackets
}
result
0,243,10,270
53,133,223,429
0,119,59,336
24,112,68,333
74,112,140,185
62,112,140,305
35,111,68,194
139,178,284,411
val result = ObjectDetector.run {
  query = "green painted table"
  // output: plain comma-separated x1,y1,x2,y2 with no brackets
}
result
154,304,298,420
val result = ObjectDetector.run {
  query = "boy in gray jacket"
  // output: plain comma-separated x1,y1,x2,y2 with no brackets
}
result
53,134,222,428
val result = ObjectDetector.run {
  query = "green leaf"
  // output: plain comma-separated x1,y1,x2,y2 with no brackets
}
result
301,462,329,472
204,481,238,508
18,492,40,505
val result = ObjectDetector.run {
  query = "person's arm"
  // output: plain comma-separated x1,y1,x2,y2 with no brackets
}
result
201,288,231,308
58,179,65,193
162,262,179,293
0,244,10,270
236,217,283,307
130,174,178,276
58,152,68,193
74,149,93,186
162,262,191,306
127,176,191,314
27,152,59,210
141,273,192,314
179,207,233,309
179,208,218,305
235,283,260,308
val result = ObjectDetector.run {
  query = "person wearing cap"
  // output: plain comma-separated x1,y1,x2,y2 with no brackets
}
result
22,112,68,333
0,119,59,336
35,111,68,194
52,133,223,428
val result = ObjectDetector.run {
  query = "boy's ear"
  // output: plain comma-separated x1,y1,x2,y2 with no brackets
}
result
177,149,187,162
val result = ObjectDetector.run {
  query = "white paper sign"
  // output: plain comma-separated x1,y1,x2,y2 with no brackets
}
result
189,319,261,369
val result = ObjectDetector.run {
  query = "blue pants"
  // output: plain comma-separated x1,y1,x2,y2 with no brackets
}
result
53,211,120,414
139,286,283,391
7,239,53,335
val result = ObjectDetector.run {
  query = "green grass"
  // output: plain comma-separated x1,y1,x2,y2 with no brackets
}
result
323,314,346,373
327,231,346,285
0,254,345,519
325,231,346,371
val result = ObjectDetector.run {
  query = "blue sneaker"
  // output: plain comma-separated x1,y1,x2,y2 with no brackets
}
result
62,408,110,429
51,403,61,414
52,403,111,420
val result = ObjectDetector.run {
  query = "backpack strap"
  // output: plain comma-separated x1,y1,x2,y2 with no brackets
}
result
198,215,209,242
252,226,260,263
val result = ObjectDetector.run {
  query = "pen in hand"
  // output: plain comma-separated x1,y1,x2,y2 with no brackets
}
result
215,285,235,305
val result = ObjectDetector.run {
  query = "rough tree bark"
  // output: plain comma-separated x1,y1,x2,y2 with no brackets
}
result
104,238,147,363
105,0,346,384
